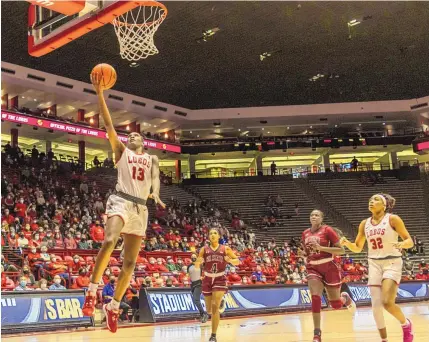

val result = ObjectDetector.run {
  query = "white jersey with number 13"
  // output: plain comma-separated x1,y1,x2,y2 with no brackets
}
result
115,148,152,200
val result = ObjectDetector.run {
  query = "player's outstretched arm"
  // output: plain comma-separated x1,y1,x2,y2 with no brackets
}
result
149,155,166,208
225,246,240,266
391,215,414,249
194,248,205,269
91,73,125,160
340,220,366,253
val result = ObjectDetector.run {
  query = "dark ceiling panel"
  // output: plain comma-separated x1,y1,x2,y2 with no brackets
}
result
1,1,429,109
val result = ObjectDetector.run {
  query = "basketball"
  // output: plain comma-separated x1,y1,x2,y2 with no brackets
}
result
90,63,117,90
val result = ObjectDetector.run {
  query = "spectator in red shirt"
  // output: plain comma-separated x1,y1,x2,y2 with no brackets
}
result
7,233,18,248
165,229,175,242
416,270,427,281
3,195,15,210
53,233,64,249
69,255,84,274
31,232,43,248
151,220,163,235
74,268,91,289
14,198,27,219
27,247,45,279
146,258,158,272
156,258,169,272
90,221,105,247
28,205,37,220
3,209,15,225
227,267,242,285
64,232,77,249
23,224,32,240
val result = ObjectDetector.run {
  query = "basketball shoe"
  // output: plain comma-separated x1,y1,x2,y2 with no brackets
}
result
209,334,217,342
103,303,119,333
313,330,322,342
341,292,356,315
82,294,96,316
218,297,226,314
201,312,209,323
402,318,414,342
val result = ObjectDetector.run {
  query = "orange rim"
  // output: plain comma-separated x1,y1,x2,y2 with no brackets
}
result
112,0,167,28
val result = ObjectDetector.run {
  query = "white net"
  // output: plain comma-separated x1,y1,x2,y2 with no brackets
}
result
112,3,167,61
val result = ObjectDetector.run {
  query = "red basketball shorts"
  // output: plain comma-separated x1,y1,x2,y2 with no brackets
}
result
202,275,228,295
306,260,342,287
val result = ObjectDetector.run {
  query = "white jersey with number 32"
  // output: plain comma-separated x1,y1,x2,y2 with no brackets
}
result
115,148,152,200
364,213,402,259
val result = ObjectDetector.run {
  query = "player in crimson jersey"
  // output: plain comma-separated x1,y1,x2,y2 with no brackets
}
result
81,72,165,333
195,228,239,342
341,194,414,342
300,210,356,342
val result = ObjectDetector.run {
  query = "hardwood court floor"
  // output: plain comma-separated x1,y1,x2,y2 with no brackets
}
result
3,302,429,342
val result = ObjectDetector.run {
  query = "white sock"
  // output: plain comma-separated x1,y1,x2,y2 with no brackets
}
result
381,339,388,342
88,282,98,295
109,299,120,311
401,320,409,327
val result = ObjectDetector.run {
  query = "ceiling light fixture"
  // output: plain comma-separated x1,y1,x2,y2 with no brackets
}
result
348,19,361,27
190,131,192,134
129,62,139,68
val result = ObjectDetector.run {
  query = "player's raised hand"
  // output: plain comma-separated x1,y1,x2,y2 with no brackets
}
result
90,72,103,94
149,193,166,208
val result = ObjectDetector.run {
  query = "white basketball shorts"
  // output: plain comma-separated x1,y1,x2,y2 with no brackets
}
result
368,257,403,286
105,194,148,237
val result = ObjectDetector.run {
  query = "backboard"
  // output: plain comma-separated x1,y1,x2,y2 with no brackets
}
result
27,1,166,59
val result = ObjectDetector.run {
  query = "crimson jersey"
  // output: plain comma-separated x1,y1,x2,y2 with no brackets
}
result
302,225,340,263
203,245,227,274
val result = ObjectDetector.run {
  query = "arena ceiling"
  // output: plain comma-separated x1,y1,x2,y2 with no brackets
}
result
2,1,429,110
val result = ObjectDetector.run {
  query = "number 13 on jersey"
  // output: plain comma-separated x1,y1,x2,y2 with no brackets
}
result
132,166,145,181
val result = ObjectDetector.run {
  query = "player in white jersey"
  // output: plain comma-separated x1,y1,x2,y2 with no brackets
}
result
340,193,414,342
82,72,165,333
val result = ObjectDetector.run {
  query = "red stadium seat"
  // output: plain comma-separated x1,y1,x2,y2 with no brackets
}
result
64,256,73,262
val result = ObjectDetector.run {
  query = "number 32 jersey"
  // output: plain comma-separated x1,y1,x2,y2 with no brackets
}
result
364,213,402,259
116,148,152,200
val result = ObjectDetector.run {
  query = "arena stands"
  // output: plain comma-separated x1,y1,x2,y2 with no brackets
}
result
2,150,428,303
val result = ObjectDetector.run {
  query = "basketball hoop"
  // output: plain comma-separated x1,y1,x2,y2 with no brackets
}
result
112,1,167,61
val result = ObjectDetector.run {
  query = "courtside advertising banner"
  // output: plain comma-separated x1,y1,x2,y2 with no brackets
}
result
1,290,93,333
139,285,327,323
1,110,181,153
346,281,429,305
